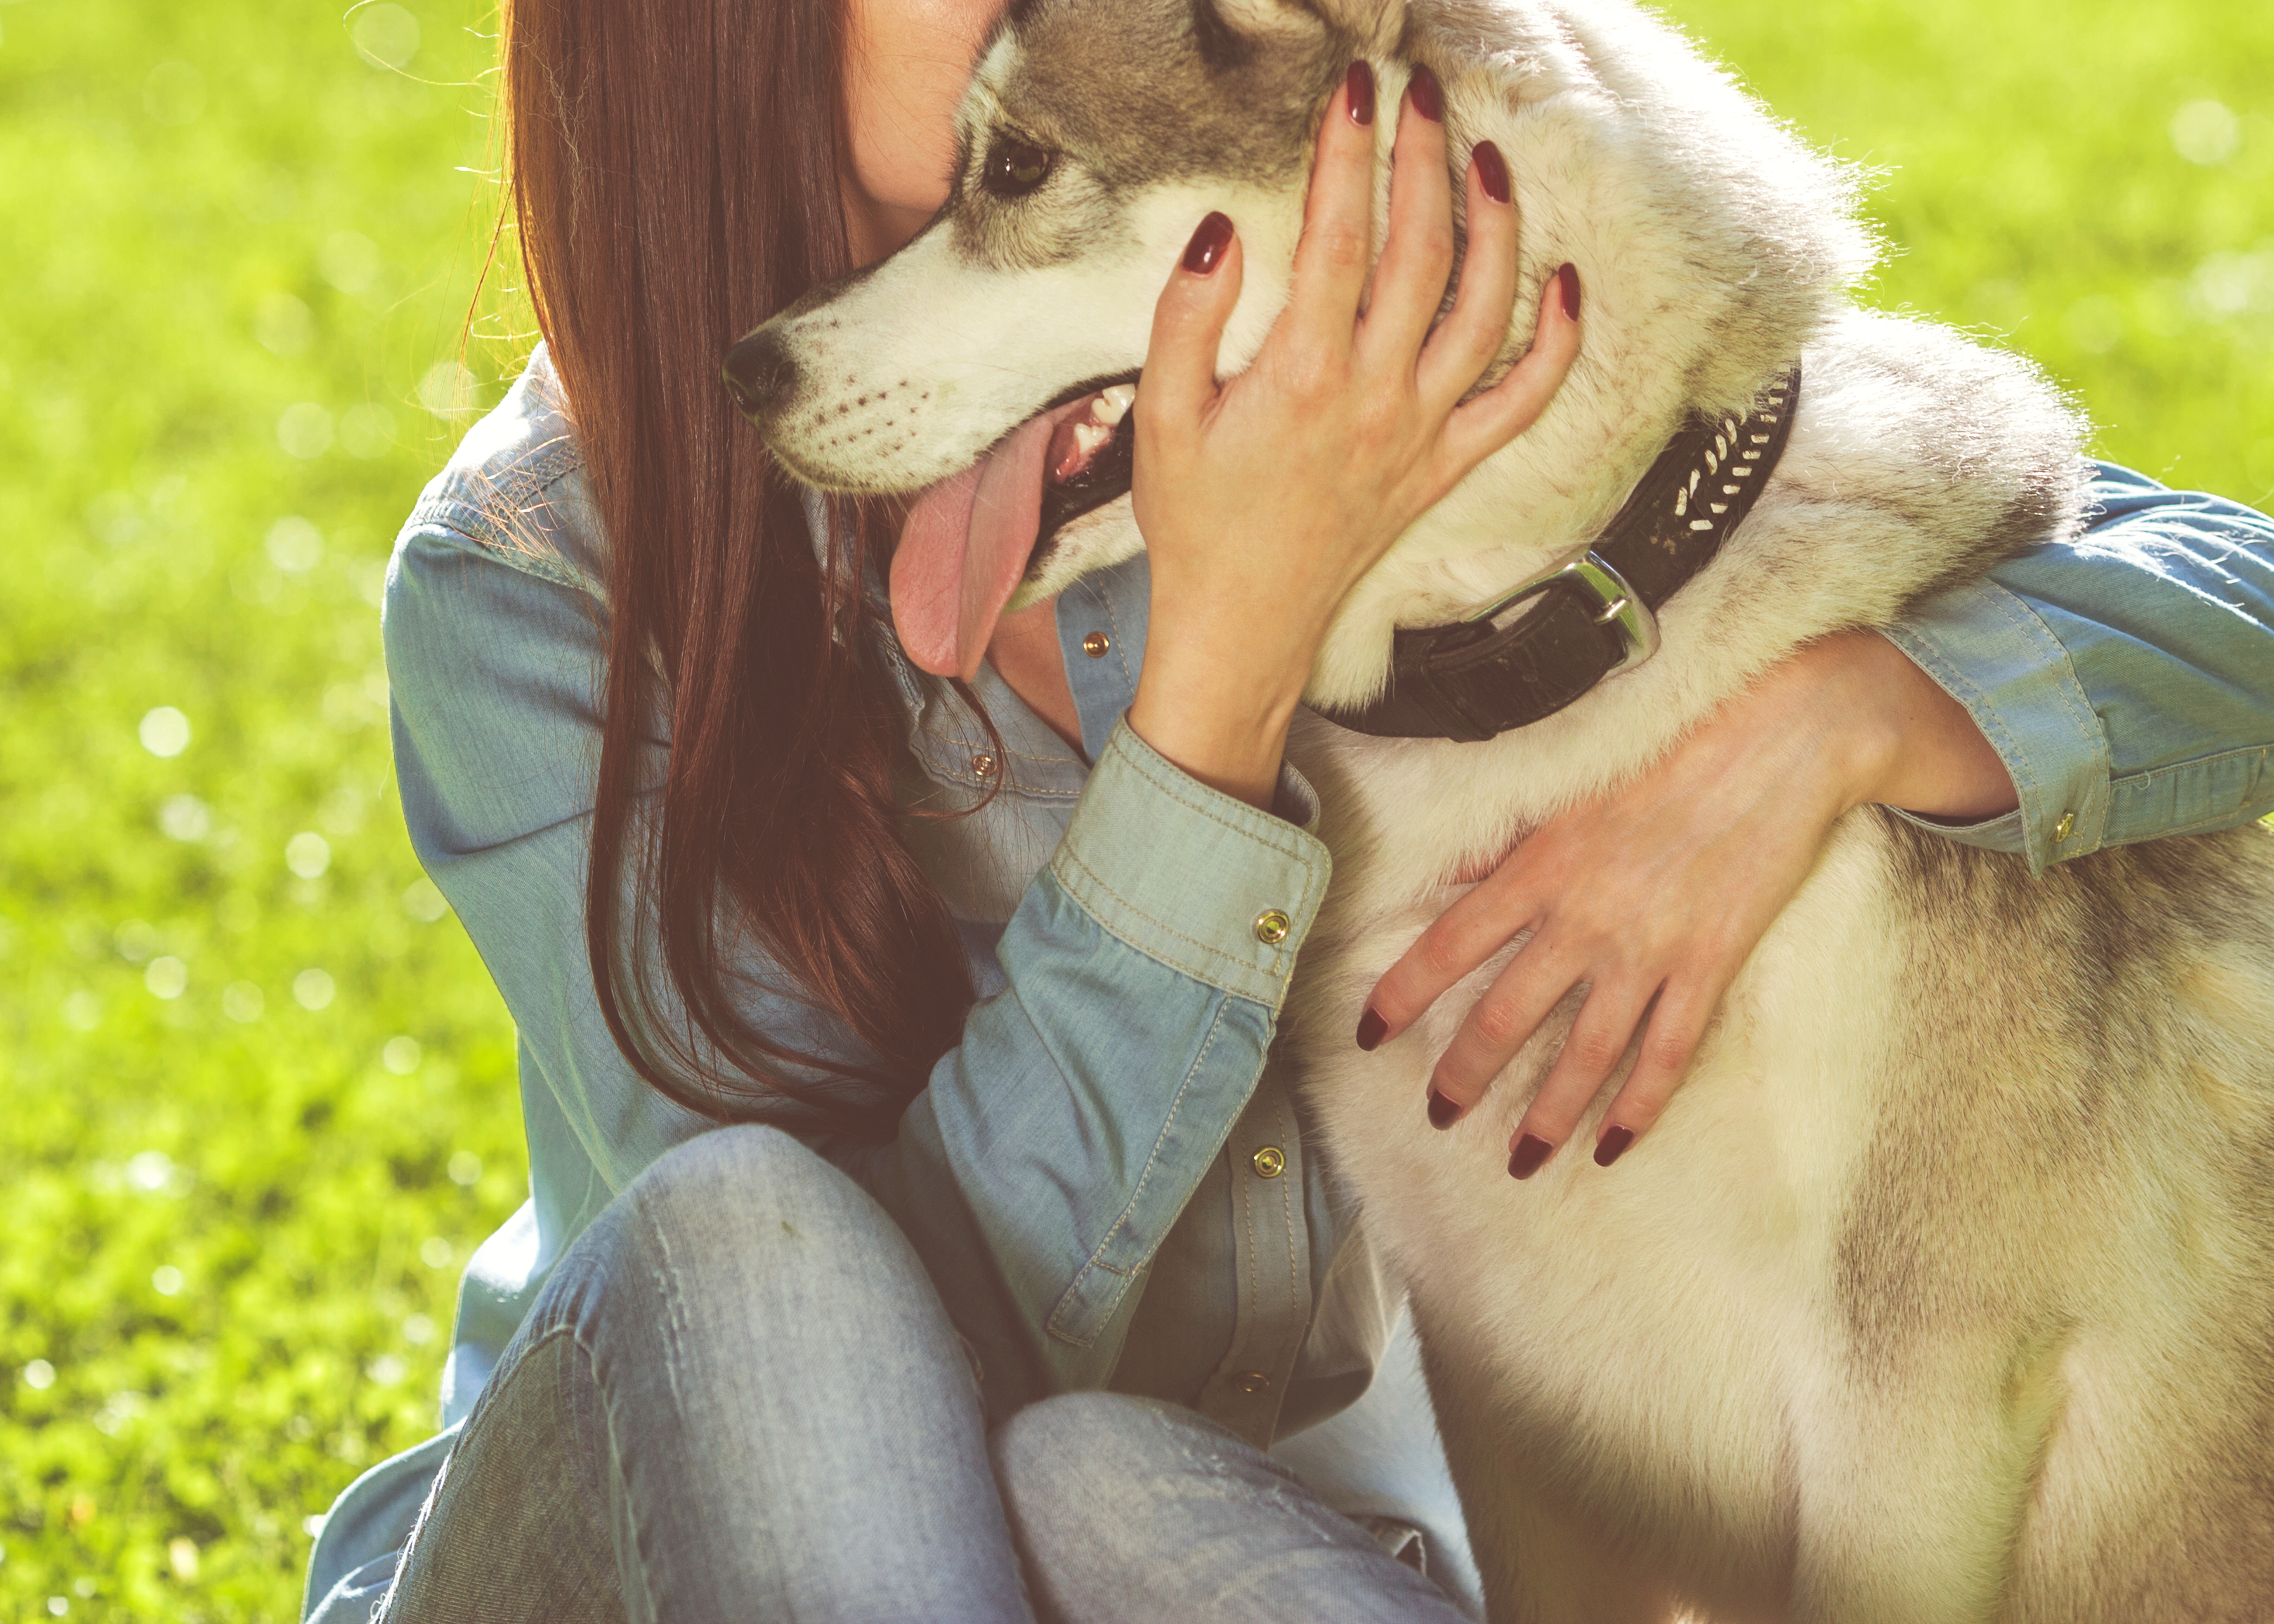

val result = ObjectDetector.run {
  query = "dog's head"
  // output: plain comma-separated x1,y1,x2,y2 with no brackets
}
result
728,0,1871,690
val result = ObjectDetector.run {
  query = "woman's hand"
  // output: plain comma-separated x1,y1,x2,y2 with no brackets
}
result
1359,630,2020,1177
1127,62,1583,807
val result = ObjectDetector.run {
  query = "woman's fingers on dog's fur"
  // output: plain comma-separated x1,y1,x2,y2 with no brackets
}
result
1357,69,1458,374
1425,933,1586,1116
1139,216,1246,439
1437,268,1581,481
1593,980,1721,1166
1364,872,1538,1050
1414,141,1524,410
1282,61,1383,358
1509,979,1659,1177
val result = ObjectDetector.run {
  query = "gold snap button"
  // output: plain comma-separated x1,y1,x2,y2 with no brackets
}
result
1234,1371,1269,1395
1250,1146,1286,1179
1253,908,1291,945
2054,811,2075,842
1081,630,1111,658
971,752,998,780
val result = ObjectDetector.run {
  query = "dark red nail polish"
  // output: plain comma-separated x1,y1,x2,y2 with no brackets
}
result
1556,262,1581,321
1508,1133,1554,1180
1356,1007,1387,1051
1345,61,1375,126
1183,211,1234,275
1407,65,1442,124
1474,140,1510,205
1427,1089,1462,1129
1594,1126,1634,1167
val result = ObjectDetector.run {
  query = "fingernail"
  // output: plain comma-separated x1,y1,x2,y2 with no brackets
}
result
1407,65,1442,123
1594,1126,1634,1167
1427,1089,1462,1129
1345,61,1375,126
1508,1133,1554,1181
1557,262,1581,321
1183,211,1234,276
1474,140,1510,205
1356,1007,1387,1052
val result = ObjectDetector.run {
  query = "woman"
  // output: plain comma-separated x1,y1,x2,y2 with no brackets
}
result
303,0,2274,1617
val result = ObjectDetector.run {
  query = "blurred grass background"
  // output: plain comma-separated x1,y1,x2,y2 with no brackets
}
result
0,0,2267,1617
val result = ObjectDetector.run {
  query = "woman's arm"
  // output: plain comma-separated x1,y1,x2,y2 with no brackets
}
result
1362,467,2274,1174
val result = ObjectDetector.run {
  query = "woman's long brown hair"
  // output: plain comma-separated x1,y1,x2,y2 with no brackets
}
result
498,0,976,1132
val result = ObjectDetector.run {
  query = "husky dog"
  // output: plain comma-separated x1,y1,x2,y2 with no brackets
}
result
728,0,2274,1617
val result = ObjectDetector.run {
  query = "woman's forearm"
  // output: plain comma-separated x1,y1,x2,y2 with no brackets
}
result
1831,631,2021,822
1878,465,2274,871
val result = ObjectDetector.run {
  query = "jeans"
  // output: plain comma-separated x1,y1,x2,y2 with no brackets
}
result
362,1125,1468,1623
997,1396,1470,1624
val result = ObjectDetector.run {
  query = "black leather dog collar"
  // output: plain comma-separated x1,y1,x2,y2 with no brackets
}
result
1315,365,1801,744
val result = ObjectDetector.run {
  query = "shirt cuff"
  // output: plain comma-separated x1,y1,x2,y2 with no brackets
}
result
1878,577,2113,877
1050,719,1333,1009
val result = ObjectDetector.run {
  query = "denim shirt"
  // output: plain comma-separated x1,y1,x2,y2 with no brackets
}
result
305,346,2274,1611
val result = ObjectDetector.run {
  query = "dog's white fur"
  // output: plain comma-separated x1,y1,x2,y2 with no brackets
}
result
745,1,2274,1617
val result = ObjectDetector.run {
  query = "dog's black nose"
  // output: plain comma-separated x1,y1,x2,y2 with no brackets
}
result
722,328,798,417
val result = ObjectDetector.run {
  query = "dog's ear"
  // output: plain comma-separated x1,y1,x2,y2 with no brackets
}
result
1196,0,1404,62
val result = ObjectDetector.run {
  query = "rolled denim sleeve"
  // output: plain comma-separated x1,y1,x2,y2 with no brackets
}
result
1878,462,2274,875
386,511,1330,1420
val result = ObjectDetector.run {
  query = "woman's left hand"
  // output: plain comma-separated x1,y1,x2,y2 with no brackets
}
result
1356,629,2021,1178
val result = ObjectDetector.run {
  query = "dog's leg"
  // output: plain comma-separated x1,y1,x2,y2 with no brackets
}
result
1426,1360,1685,1624
1462,1484,1682,1624
1783,1340,2071,1624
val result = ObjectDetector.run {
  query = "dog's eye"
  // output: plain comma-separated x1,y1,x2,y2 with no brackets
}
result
982,136,1055,199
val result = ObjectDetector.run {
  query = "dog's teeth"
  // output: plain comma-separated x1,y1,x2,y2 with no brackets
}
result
1094,384,1137,425
1071,421,1112,458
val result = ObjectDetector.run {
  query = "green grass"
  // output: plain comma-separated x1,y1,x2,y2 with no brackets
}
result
0,0,2267,1618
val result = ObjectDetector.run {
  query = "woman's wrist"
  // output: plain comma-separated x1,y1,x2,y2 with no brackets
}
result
1817,631,2019,822
1127,639,1307,809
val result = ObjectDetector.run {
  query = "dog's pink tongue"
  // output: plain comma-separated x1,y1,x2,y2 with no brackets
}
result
890,414,1058,681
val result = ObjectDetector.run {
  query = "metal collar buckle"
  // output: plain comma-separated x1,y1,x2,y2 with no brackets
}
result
1463,546,1661,676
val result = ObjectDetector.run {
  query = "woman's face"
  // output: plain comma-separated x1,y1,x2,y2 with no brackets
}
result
840,0,1004,267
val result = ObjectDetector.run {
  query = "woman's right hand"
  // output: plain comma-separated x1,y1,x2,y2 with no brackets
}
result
1126,61,1582,808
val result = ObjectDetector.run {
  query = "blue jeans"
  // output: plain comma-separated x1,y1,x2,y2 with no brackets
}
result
363,1126,1468,1623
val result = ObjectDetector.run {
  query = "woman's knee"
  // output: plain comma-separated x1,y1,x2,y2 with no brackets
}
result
561,1125,927,1342
994,1394,1268,1522
624,1125,889,1259
628,1121,842,1208
995,1396,1468,1623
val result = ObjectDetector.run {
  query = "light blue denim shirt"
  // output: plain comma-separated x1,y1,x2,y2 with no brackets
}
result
306,346,2274,1610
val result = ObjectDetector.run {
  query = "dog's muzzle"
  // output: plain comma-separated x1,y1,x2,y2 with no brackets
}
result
722,328,799,418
